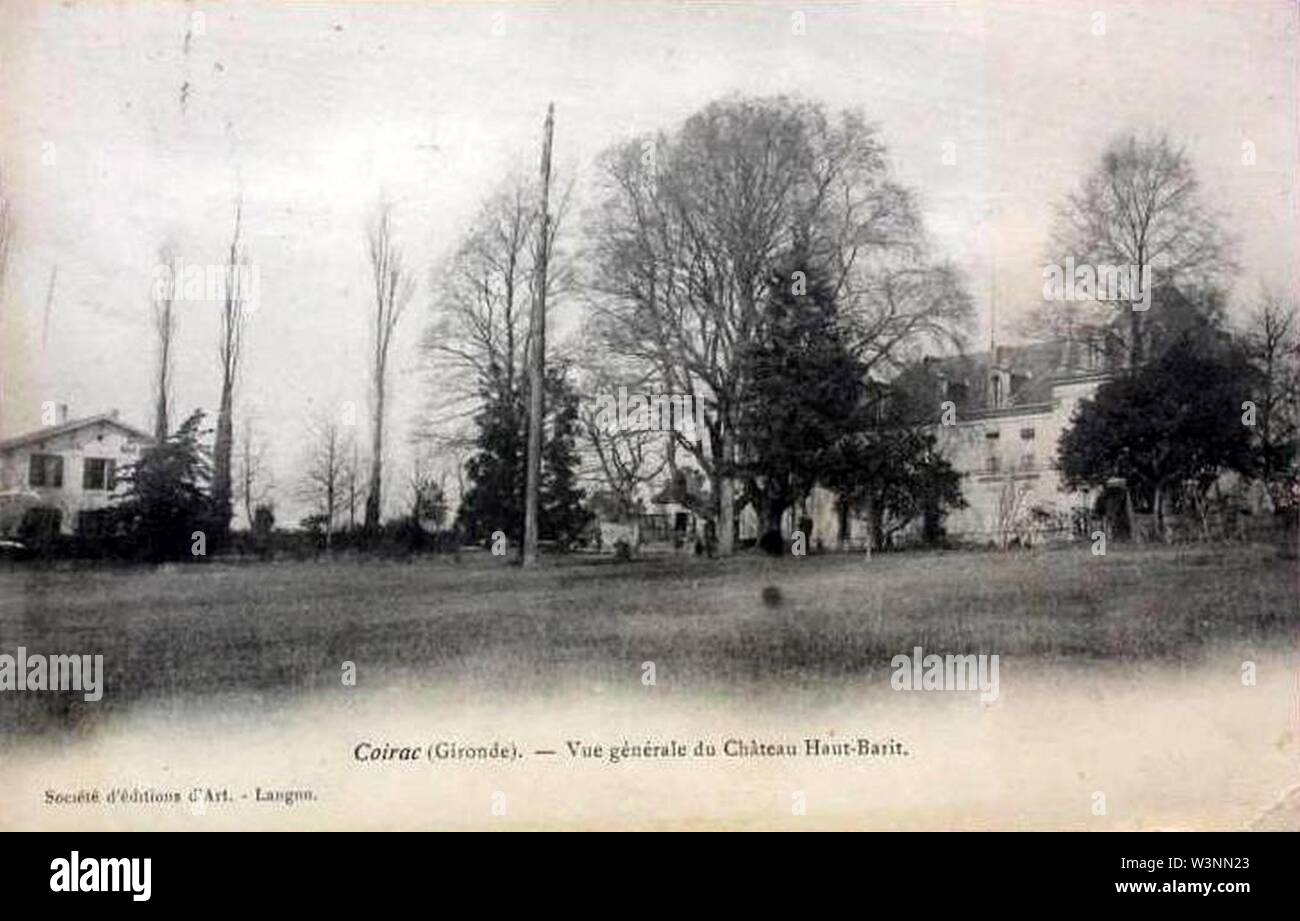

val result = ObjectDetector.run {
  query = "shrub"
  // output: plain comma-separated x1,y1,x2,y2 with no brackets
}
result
758,529,785,556
18,506,62,556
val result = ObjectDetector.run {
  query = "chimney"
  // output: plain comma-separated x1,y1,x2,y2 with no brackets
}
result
56,403,69,425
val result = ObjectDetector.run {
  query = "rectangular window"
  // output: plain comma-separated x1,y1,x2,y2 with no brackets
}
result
1020,427,1035,441
28,453,64,488
985,431,1001,473
83,457,116,490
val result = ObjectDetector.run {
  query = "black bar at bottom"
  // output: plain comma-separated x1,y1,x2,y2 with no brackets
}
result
3,830,1290,910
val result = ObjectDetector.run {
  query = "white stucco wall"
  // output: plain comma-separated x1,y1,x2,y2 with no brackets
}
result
932,376,1106,542
0,420,147,534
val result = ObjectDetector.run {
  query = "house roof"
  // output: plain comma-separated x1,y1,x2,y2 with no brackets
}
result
898,338,1114,417
0,412,153,454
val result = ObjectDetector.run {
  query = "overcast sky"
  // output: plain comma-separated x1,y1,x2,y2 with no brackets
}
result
1,0,1295,520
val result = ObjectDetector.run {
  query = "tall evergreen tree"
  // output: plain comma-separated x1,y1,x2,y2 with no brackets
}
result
458,381,527,544
113,409,214,561
734,245,866,537
458,364,588,549
539,369,592,547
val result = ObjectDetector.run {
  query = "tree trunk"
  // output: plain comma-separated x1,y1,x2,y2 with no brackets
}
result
365,382,384,532
862,492,882,553
713,428,734,556
1130,251,1148,367
212,381,234,543
1129,299,1143,367
326,480,335,552
715,471,734,556
243,458,253,530
764,498,784,537
153,389,169,442
153,296,172,441
1154,482,1168,543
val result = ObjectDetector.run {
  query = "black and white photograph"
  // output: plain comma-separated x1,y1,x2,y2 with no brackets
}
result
0,0,1296,859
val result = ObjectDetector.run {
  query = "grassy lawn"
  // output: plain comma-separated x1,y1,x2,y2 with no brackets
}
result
0,542,1294,735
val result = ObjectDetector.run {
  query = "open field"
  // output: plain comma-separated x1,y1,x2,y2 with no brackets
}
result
0,542,1295,735
2,542,1298,830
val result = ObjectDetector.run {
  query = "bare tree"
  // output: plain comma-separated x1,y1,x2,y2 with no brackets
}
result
1244,290,1299,508
408,449,449,531
416,172,576,544
588,97,967,554
300,415,349,549
1049,132,1231,366
341,438,362,531
363,202,414,531
212,201,249,541
419,172,575,432
423,179,532,432
150,242,178,441
234,415,273,529
580,408,667,519
573,352,669,517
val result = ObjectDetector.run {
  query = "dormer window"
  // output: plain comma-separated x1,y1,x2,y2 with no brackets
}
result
989,371,1008,409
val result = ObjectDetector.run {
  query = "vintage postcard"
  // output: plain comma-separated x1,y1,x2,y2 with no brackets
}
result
0,0,1297,837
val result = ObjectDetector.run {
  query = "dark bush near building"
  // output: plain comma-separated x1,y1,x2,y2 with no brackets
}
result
758,529,785,556
18,506,63,557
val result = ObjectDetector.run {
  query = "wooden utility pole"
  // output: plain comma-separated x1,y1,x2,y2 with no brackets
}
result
523,102,554,567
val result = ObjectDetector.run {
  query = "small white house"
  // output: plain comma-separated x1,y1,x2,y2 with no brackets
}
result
0,407,152,536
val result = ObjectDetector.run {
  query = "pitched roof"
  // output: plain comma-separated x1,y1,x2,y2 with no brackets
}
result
899,338,1114,417
0,412,153,454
